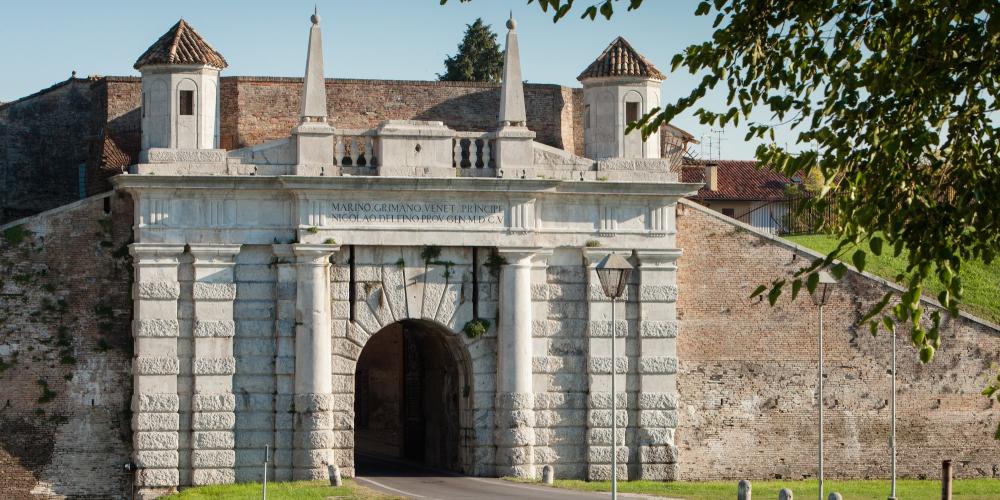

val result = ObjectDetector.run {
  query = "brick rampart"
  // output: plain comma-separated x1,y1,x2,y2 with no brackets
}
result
676,200,1000,480
0,193,134,498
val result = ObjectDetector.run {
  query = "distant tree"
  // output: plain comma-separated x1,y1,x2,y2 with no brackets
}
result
439,18,504,82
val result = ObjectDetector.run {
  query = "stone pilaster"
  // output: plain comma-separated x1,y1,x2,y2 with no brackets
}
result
495,248,546,478
130,243,186,494
292,244,339,480
188,244,241,486
635,250,681,480
272,244,297,481
584,249,630,481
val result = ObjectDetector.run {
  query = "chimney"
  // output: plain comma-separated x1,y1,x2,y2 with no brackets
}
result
705,163,718,191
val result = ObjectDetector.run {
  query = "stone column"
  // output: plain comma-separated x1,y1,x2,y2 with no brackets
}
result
635,250,681,480
292,244,339,480
188,244,241,486
495,248,545,478
271,244,297,481
583,249,630,482
131,243,185,493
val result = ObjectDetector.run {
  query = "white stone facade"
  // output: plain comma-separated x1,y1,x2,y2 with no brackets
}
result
116,11,700,497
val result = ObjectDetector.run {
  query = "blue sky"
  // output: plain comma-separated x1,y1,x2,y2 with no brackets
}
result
0,0,790,159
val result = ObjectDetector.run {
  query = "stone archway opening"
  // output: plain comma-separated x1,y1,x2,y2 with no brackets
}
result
354,319,469,473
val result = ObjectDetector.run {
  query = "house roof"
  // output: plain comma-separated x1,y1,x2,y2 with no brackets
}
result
682,159,793,201
134,19,228,70
578,36,666,81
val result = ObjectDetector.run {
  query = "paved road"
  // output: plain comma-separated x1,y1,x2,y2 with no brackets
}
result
355,455,668,500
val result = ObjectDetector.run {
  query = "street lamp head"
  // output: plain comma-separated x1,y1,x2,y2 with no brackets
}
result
595,252,633,299
816,270,839,306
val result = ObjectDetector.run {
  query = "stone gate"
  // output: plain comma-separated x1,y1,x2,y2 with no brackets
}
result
116,11,699,497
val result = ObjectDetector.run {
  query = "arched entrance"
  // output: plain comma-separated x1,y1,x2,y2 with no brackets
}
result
354,319,470,472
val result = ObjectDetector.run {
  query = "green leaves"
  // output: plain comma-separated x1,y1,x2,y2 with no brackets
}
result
438,18,504,82
852,250,867,273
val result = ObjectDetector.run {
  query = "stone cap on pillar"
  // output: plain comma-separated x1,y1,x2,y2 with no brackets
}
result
635,249,682,268
129,243,187,261
496,247,551,266
187,244,243,264
292,243,340,263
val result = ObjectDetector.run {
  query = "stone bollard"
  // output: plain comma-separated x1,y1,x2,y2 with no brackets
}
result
738,479,752,500
328,464,342,487
542,465,554,485
778,487,793,500
827,493,842,500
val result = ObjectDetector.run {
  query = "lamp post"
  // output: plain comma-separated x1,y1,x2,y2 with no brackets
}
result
595,252,633,500
813,271,839,500
889,324,897,500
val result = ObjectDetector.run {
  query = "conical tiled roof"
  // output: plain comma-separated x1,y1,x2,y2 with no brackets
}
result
134,19,228,70
577,36,665,81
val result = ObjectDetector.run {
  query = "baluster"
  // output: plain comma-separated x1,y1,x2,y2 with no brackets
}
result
469,139,480,168
453,138,462,168
335,136,345,166
481,138,492,169
349,137,360,166
364,137,374,167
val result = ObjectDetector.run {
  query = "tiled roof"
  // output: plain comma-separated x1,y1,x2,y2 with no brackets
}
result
683,159,793,201
578,37,666,81
134,19,228,70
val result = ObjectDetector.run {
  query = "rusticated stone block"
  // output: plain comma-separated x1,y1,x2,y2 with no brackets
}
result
192,449,236,468
133,319,180,338
192,412,236,431
192,394,236,412
193,319,236,337
639,444,678,463
638,409,678,428
133,412,179,431
193,431,235,449
136,468,179,487
134,431,179,451
639,284,678,302
638,392,678,410
192,468,236,485
135,281,181,300
639,356,678,374
639,463,678,481
133,393,180,413
136,450,179,468
639,320,678,338
192,357,236,375
134,356,180,375
192,282,237,300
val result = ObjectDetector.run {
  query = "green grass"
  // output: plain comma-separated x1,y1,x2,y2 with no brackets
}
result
528,478,1000,500
786,234,1000,325
160,479,400,500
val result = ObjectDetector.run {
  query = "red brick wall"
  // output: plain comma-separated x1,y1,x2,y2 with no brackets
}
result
0,193,134,498
676,200,1000,480
219,77,573,151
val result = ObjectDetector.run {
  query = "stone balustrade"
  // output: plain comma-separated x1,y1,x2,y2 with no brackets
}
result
333,129,378,168
453,131,496,170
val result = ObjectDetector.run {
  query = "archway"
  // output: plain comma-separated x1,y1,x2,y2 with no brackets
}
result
354,319,469,473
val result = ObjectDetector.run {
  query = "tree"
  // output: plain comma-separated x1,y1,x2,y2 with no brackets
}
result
444,0,1000,434
439,18,504,82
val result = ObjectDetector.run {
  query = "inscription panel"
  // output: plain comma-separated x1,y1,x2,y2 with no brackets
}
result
325,200,506,228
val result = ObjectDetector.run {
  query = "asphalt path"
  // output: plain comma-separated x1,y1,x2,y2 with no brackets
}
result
355,455,671,500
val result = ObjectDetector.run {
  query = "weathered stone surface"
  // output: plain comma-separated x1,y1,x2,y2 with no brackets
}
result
192,468,236,485
134,357,180,375
133,394,180,413
193,282,238,300
194,320,236,337
192,357,237,375
134,413,179,431
192,450,236,468
192,412,236,431
134,319,181,338
136,281,181,300
639,284,678,302
136,450,179,468
193,431,235,449
136,468,179,487
638,356,677,374
192,394,236,412
134,431,179,451
638,392,677,410
639,320,678,338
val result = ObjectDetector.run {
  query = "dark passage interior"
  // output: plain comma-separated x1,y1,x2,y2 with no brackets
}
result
354,320,463,472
